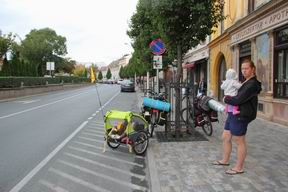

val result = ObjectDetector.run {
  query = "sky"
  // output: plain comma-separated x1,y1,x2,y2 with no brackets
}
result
0,0,138,67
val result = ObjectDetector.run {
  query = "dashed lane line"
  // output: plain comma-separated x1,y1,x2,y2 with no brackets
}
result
81,132,104,138
1,92,90,120
83,129,104,135
77,136,104,144
9,121,88,192
49,168,111,192
57,160,148,191
71,141,145,160
67,146,144,168
39,180,69,192
63,152,146,180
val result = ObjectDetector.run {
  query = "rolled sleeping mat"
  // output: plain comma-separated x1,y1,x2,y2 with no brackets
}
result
143,97,171,112
207,99,225,112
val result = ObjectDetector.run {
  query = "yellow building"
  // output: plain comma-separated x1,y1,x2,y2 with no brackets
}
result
209,0,245,100
210,0,288,125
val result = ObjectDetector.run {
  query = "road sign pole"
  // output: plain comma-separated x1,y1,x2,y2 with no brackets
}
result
156,69,160,94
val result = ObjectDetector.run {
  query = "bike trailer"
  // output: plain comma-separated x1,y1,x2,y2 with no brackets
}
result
104,110,149,155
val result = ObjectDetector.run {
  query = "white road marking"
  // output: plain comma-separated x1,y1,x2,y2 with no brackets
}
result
71,141,144,159
9,90,121,191
57,160,147,191
39,180,69,192
78,136,104,144
81,132,103,138
88,117,93,120
84,129,104,135
49,168,111,192
9,121,88,192
1,91,89,120
13,100,40,104
68,146,143,167
64,152,146,180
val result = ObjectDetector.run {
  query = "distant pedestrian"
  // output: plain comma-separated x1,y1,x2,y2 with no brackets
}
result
213,59,261,175
220,69,242,115
197,78,207,96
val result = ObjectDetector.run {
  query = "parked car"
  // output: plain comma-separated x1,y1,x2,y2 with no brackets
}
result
117,79,124,84
120,80,135,92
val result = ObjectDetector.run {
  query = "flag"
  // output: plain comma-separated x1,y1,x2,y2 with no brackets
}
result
90,66,96,83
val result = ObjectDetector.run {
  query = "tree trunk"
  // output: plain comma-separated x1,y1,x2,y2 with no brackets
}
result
175,44,182,138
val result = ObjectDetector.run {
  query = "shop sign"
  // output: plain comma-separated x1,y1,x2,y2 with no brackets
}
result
231,5,288,45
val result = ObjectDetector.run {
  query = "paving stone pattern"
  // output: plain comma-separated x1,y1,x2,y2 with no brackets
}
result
138,90,288,192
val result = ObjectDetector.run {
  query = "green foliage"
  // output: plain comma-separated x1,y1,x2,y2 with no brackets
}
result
153,0,224,55
98,71,103,80
119,66,124,79
0,76,89,88
127,0,175,77
106,68,112,79
0,33,15,59
21,28,67,76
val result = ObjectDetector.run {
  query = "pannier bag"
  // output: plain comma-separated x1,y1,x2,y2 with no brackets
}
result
209,110,218,122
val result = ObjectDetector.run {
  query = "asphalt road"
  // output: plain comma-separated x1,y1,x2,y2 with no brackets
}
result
0,84,149,192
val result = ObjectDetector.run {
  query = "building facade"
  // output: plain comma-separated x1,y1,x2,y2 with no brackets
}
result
209,0,288,125
228,0,288,125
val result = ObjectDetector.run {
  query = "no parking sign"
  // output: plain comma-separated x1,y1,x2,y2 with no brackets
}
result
150,38,166,55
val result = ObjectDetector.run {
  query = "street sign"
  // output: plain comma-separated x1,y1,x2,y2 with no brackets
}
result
153,56,162,69
150,38,166,55
46,62,55,71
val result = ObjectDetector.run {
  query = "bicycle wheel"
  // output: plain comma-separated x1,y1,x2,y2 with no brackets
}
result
133,131,149,155
107,137,121,149
201,113,213,136
180,108,194,127
149,112,158,137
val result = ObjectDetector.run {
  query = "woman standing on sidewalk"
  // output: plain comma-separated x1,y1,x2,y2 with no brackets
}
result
213,59,262,175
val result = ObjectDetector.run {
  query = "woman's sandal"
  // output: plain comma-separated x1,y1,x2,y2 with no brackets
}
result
212,160,230,166
225,169,244,175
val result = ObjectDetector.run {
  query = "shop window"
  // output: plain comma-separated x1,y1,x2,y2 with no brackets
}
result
274,27,288,99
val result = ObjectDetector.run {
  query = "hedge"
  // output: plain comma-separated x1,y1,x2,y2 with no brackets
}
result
0,77,90,88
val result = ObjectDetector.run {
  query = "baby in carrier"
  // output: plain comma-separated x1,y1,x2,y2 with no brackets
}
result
110,119,128,140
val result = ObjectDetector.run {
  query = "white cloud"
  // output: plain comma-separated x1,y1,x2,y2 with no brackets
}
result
0,0,137,66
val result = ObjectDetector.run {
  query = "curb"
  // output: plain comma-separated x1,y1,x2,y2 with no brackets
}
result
136,87,162,192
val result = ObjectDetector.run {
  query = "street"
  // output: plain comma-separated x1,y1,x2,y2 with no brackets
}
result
0,85,149,192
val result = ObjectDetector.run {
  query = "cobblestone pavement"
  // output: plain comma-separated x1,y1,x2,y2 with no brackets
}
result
137,90,288,192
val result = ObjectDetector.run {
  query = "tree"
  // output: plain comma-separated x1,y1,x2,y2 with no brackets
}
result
152,0,224,136
73,64,86,77
98,71,103,80
119,65,124,79
0,33,15,60
21,28,67,76
106,68,112,79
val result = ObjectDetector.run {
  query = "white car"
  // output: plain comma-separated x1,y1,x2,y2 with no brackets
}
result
117,79,124,84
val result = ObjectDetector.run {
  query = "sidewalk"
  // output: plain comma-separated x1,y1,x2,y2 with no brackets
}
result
136,89,288,192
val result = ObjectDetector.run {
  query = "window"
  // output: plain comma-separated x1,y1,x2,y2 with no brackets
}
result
248,0,255,14
218,55,226,101
239,41,251,82
274,26,288,98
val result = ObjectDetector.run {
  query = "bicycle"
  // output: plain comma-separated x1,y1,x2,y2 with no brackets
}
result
180,93,214,136
141,89,169,137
